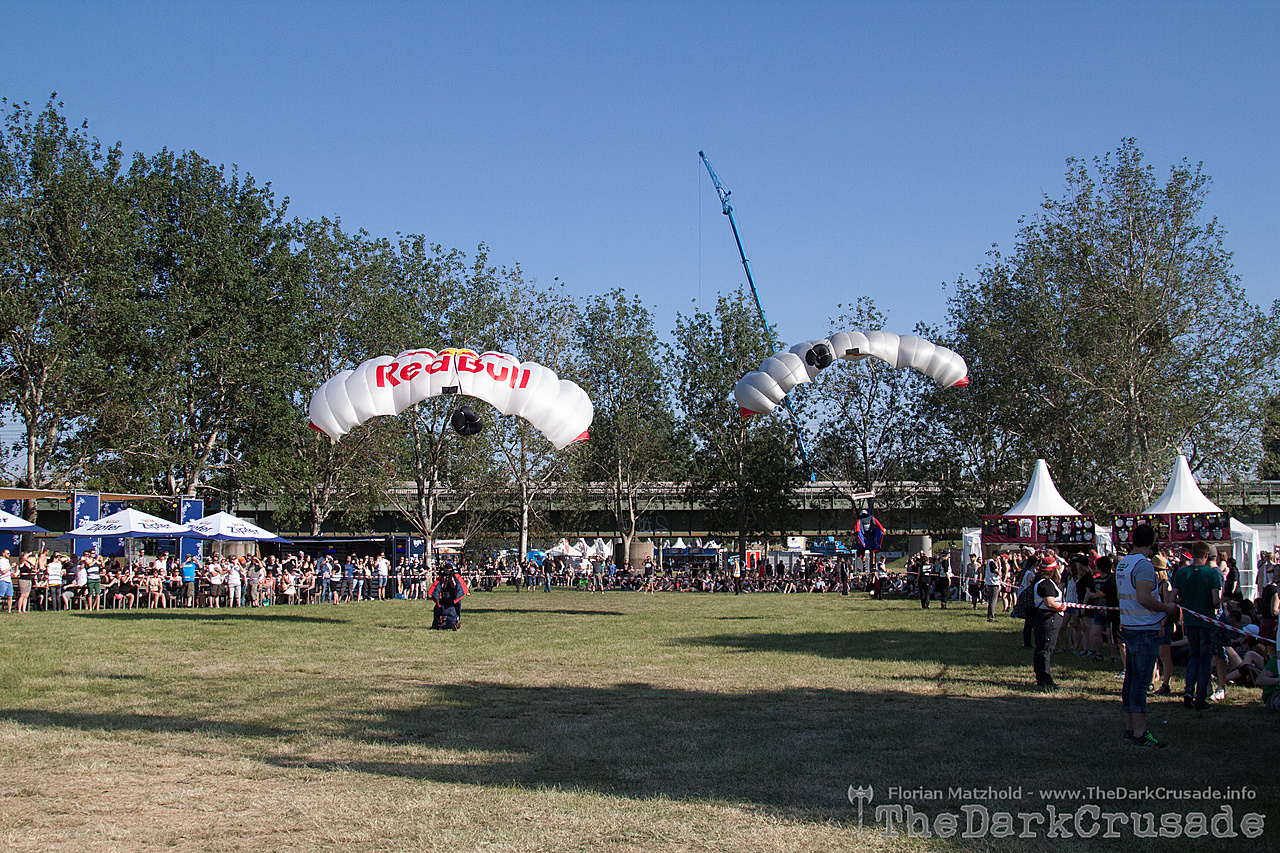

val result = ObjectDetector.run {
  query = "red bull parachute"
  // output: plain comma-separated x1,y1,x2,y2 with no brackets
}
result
309,348,593,449
735,332,968,416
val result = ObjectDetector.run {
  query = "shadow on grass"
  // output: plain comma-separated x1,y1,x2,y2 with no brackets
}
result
461,607,626,617
6,678,1276,831
0,708,291,738
673,629,1029,667
70,610,346,624
258,680,1277,823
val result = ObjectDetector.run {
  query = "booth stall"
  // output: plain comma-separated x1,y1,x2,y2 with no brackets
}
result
1114,455,1260,599
981,459,1094,552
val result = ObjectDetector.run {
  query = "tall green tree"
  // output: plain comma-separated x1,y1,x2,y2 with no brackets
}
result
489,271,581,558
575,288,680,568
240,218,406,534
801,299,934,508
387,238,509,551
0,97,133,516
1261,395,1280,481
941,139,1280,512
671,289,803,561
80,149,297,498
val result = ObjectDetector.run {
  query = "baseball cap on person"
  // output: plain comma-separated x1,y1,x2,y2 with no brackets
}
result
1038,554,1059,571
1244,624,1260,636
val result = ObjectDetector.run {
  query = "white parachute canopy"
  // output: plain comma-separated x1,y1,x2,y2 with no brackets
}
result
734,331,968,416
309,348,593,450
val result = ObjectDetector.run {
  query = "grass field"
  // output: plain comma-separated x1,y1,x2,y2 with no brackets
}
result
0,589,1276,852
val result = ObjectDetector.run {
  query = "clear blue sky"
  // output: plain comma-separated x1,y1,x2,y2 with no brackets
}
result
3,1,1277,347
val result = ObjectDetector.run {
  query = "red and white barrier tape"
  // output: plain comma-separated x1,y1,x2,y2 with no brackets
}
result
1181,607,1277,646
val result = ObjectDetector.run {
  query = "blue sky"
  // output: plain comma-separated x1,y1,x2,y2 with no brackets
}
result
3,1,1277,347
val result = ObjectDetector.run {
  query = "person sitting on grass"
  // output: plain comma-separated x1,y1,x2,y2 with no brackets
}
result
1253,645,1280,712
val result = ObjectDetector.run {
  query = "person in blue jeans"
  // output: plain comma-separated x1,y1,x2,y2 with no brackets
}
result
1172,540,1223,710
1116,524,1180,748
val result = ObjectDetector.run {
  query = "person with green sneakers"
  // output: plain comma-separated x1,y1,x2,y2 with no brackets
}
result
1117,524,1180,748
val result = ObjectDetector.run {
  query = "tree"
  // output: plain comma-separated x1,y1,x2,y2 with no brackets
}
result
941,139,1280,512
0,97,133,518
386,238,509,551
488,271,581,558
800,299,935,528
575,288,680,570
82,148,297,498
1261,395,1280,481
671,289,803,562
240,218,405,534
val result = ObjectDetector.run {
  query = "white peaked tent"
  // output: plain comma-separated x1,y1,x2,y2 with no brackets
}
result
1141,455,1223,515
1004,459,1083,517
1141,455,1259,599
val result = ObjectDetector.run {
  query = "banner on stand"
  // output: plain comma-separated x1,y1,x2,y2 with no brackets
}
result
178,498,204,562
72,491,101,557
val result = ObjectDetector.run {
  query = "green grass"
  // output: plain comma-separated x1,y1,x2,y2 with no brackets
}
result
0,589,1276,852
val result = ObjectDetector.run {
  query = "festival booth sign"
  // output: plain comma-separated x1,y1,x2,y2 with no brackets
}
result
981,459,1094,547
1114,455,1261,598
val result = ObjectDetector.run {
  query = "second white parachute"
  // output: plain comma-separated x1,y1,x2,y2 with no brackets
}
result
309,348,593,449
735,331,968,416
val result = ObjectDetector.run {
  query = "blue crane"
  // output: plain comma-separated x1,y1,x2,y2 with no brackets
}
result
699,150,815,480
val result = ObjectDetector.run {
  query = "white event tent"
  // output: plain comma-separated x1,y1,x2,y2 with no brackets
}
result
1004,459,1083,517
983,459,1110,551
1140,455,1260,599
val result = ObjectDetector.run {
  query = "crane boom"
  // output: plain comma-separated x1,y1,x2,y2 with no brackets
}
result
699,150,815,479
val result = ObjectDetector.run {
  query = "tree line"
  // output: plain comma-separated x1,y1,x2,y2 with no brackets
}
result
2,98,1277,557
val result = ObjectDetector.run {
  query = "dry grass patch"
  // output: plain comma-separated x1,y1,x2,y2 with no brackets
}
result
0,590,1276,851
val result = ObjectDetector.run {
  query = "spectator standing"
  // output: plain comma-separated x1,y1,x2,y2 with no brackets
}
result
375,552,390,600
1031,554,1067,688
341,556,356,602
966,554,981,609
226,559,242,607
1117,524,1179,748
983,555,1002,622
1171,540,1223,710
0,549,12,613
46,552,65,611
180,553,199,607
934,554,952,609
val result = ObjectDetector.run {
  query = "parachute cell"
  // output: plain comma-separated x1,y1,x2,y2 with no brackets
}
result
309,348,593,450
734,331,968,416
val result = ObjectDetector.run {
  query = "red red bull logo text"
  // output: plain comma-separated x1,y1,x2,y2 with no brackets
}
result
374,350,528,389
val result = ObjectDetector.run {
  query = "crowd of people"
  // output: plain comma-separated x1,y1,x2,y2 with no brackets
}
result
2,533,1275,730
973,528,1279,747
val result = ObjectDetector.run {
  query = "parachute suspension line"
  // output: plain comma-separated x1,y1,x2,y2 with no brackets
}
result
698,151,816,481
